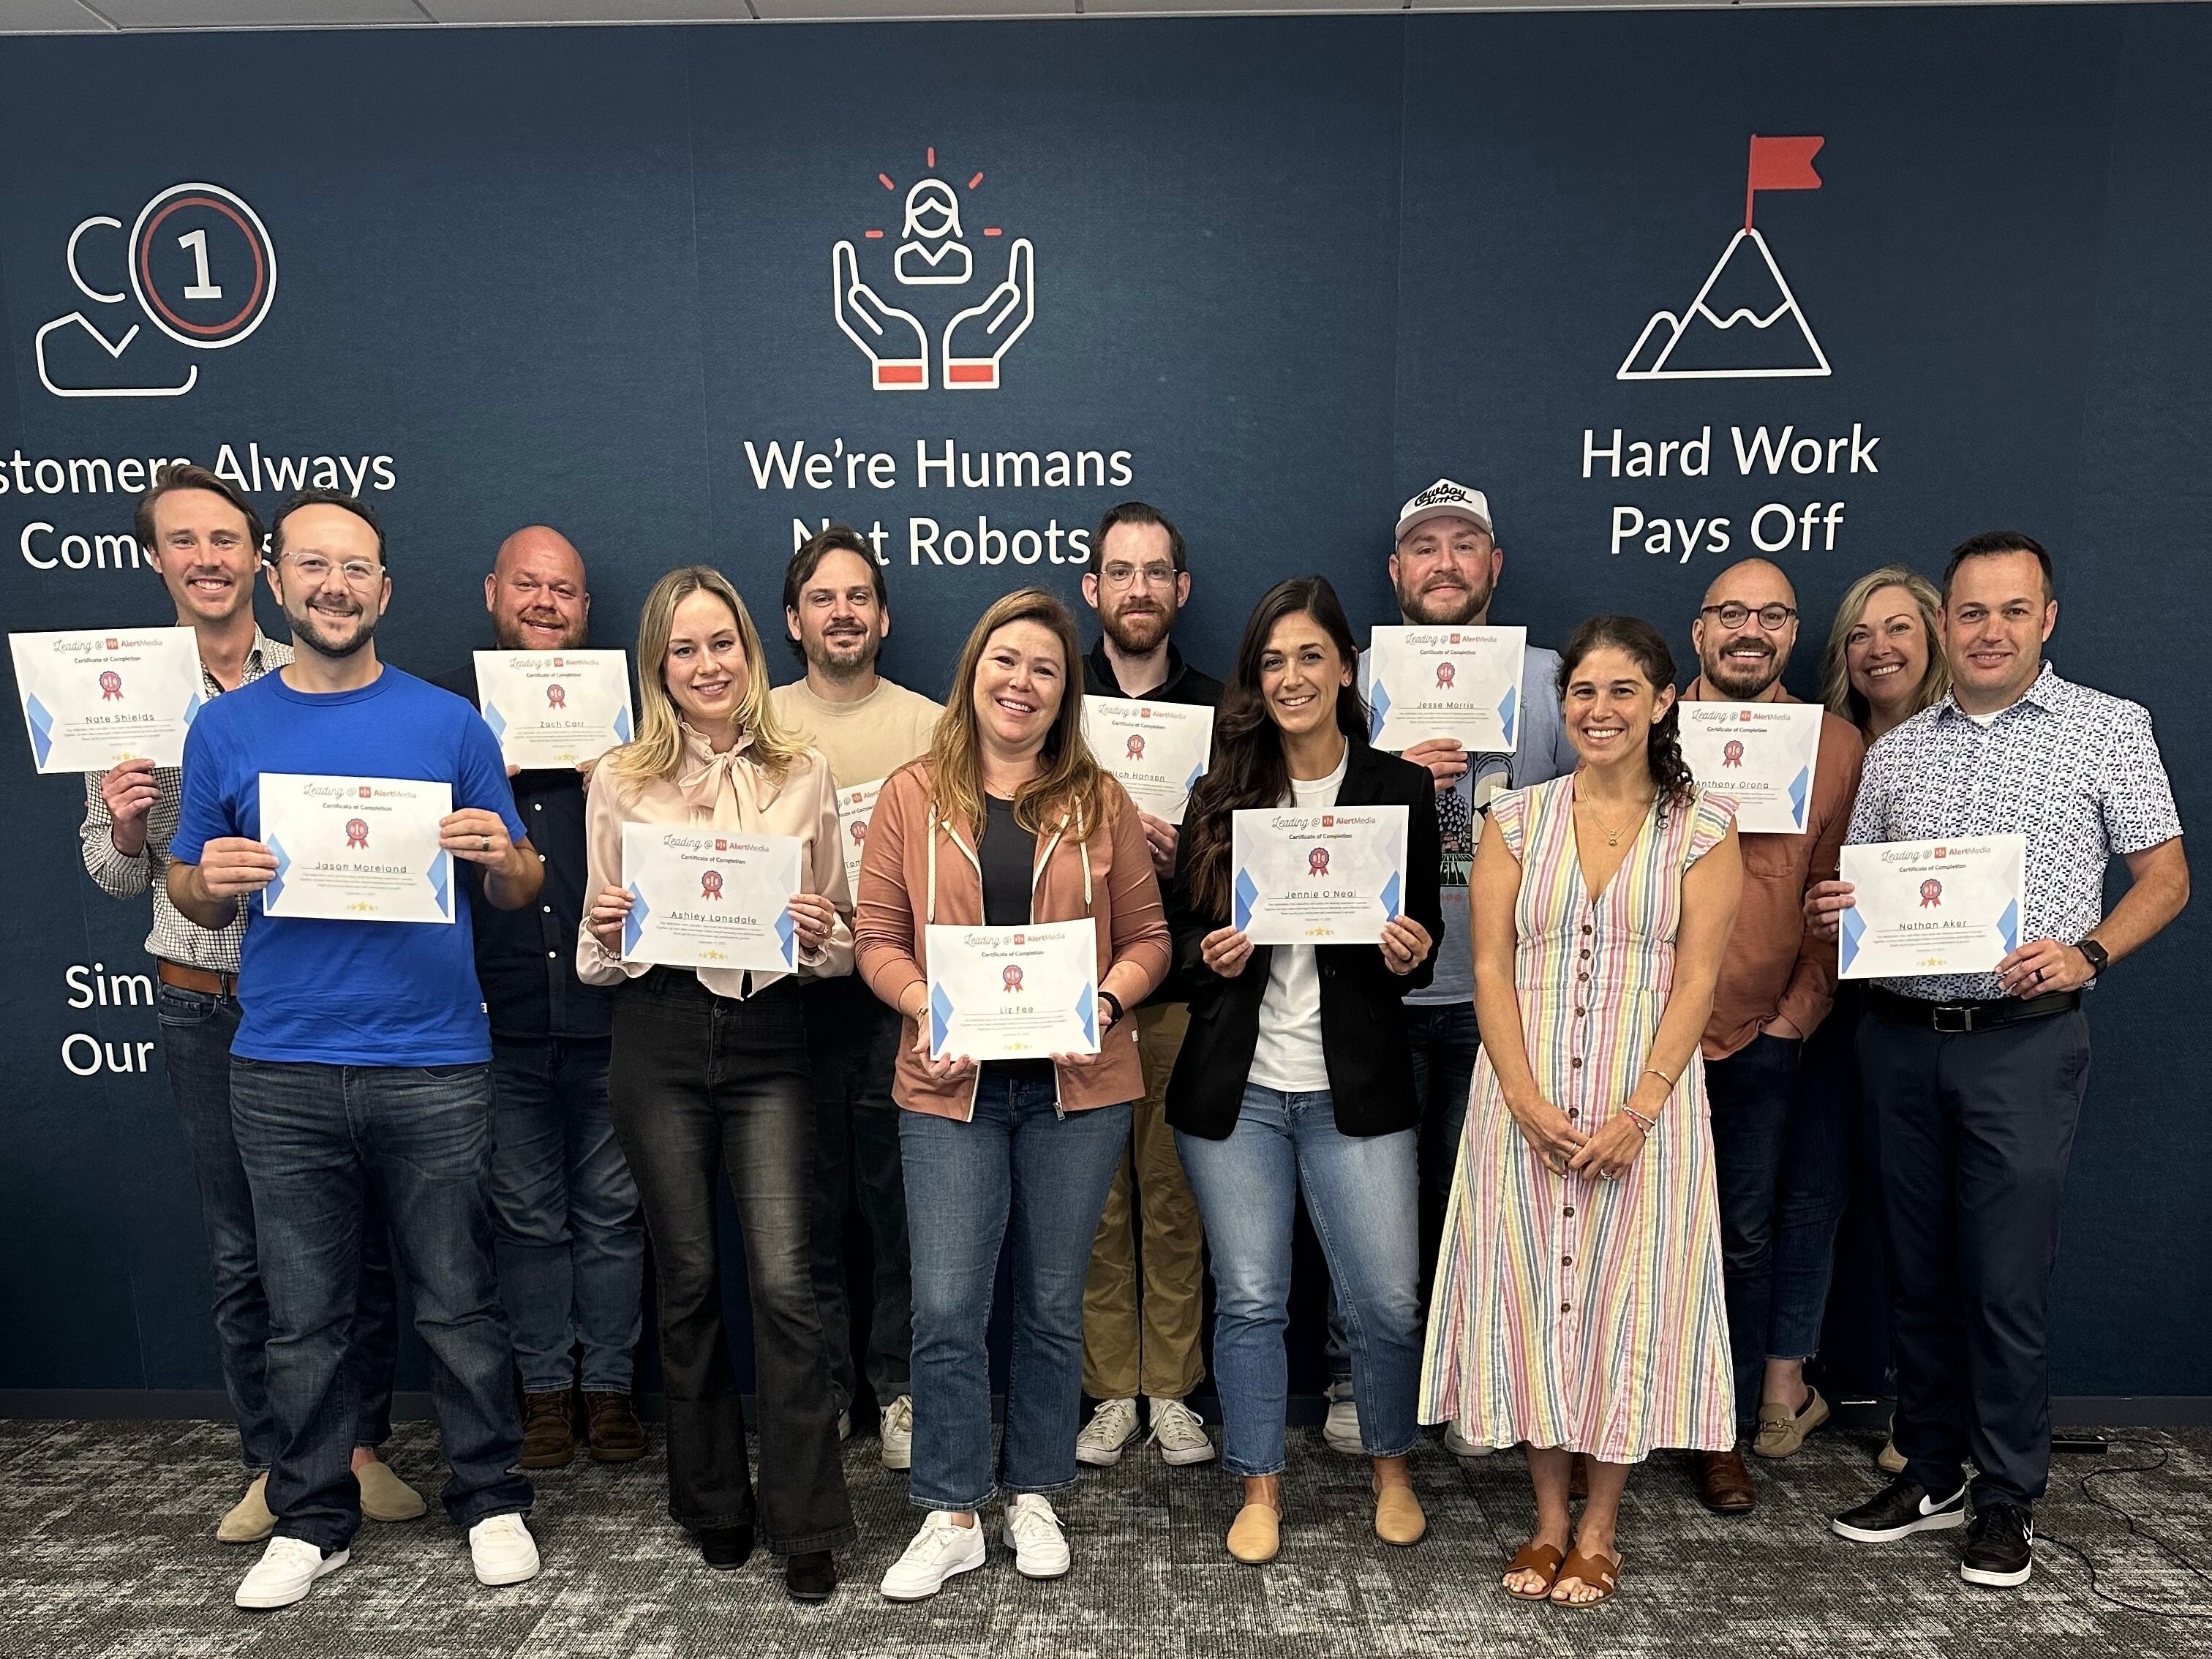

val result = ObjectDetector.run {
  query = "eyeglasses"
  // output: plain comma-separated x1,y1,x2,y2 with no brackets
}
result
285,552,382,587
1701,602,1797,631
1098,562,1178,590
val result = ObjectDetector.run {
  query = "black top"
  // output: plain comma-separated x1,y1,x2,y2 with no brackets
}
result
978,794,1051,1083
432,666,616,1043
1082,636,1226,710
1162,741,1445,1140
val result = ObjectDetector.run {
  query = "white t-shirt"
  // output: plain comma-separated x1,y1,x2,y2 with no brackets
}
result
1246,747,1349,1093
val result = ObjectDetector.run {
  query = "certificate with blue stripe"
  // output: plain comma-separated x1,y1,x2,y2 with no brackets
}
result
1837,835,2025,980
1681,701,1822,835
621,823,800,973
257,773,454,925
926,919,1098,1063
1366,626,1524,754
1230,804,1407,947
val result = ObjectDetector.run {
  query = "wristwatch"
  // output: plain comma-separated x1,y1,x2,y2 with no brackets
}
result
2075,938,2110,977
1099,990,1126,1027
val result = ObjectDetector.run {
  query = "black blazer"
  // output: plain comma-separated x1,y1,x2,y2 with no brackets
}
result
1163,742,1444,1140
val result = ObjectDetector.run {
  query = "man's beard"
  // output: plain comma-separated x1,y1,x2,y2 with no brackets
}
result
806,627,879,682
494,612,587,651
288,598,378,660
1704,643,1783,699
1102,598,1175,655
1396,572,1494,627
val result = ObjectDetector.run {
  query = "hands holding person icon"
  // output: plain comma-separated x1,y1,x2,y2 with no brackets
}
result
832,236,1036,392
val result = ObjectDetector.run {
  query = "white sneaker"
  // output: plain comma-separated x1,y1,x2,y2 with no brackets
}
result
1443,1421,1493,1459
468,1512,541,1587
1322,1387,1362,1456
1003,1493,1071,1580
1075,1397,1141,1467
881,1511,988,1601
1147,1396,1216,1466
235,1536,348,1609
881,1394,914,1471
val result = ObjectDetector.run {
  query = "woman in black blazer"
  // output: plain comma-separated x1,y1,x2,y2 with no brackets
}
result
1164,576,1442,1565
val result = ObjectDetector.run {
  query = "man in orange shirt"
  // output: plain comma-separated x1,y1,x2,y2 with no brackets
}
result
1682,558,1865,1516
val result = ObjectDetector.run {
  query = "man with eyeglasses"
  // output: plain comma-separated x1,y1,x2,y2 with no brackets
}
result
1680,557,1865,1516
1072,501,1225,1473
168,488,546,1609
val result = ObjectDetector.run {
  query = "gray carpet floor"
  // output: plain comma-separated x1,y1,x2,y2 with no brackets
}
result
3,1415,2210,1658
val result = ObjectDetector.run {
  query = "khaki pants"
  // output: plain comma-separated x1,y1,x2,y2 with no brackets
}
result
1080,1001,1207,1402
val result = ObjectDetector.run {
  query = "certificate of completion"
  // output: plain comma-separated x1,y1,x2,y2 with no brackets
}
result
1230,805,1408,946
1680,702,1824,835
10,626,203,773
1366,626,1525,754
258,774,455,925
835,778,884,898
1081,696,1214,824
474,650,634,770
1838,835,2027,980
622,823,800,974
925,918,1099,1062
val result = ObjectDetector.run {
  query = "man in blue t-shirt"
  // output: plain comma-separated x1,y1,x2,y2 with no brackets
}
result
169,489,546,1611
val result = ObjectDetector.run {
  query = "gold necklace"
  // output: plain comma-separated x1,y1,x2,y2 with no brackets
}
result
1578,789,1655,848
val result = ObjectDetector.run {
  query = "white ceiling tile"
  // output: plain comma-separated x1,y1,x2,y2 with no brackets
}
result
753,0,1075,19
91,1,429,26
0,0,112,29
1087,0,1398,11
422,0,750,19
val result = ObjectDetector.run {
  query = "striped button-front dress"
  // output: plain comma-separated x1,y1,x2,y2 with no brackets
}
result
1419,775,1737,1463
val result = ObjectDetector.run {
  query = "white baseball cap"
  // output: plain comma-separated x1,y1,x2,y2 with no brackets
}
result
1394,478,1493,542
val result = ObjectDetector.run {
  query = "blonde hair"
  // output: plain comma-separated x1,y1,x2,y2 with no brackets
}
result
927,587,1113,840
604,564,807,786
1818,565,1951,733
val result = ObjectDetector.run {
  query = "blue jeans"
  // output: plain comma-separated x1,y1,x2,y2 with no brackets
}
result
1178,1086,1421,1477
898,1075,1130,1511
1707,1032,1817,1429
1771,1032,1856,1361
487,1036,644,1393
229,1058,532,1551
155,983,398,1467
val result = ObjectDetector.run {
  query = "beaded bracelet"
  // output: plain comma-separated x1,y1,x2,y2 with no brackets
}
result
1622,1104,1658,1135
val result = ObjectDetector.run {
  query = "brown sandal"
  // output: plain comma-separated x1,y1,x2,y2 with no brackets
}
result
1502,1541,1567,1600
1551,1547,1622,1608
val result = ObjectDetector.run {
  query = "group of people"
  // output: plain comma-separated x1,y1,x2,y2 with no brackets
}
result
76,463,2186,1614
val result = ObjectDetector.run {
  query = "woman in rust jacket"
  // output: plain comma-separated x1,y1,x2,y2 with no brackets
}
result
855,587,1169,1602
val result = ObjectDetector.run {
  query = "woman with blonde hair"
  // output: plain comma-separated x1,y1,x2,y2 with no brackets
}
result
1819,565,1951,741
579,565,854,1600
855,587,1169,1601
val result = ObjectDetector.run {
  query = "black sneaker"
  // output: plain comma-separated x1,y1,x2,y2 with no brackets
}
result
1831,1477,1968,1543
1962,1502,2034,1587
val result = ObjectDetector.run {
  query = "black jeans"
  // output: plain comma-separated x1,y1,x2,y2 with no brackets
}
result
802,975,912,1415
228,1058,532,1551
1706,1032,1805,1432
1859,1006,2091,1508
608,970,854,1554
156,984,400,1468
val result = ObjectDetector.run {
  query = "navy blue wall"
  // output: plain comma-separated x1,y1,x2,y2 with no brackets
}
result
1,6,2203,1397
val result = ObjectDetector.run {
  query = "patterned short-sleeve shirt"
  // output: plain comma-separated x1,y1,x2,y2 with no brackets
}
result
1846,662,2182,1001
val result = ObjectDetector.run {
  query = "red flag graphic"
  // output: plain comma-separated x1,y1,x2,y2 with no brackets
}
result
1745,135,1824,228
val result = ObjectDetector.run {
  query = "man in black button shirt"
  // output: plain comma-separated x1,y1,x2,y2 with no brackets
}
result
442,527,645,1469
1073,502,1225,1470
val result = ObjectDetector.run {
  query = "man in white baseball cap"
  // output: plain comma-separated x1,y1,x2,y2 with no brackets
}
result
1320,478,1579,1461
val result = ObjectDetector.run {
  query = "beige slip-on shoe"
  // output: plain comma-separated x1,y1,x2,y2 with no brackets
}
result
357,1457,428,1523
1373,1479,1427,1547
1753,1386,1831,1459
1227,1502,1281,1564
217,1472,277,1545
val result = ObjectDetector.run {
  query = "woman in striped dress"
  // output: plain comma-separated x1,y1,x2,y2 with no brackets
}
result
1420,615,1743,1608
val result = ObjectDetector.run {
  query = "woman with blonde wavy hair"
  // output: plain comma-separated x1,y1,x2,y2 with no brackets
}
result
1819,565,1951,742
854,587,1170,1601
578,565,855,1600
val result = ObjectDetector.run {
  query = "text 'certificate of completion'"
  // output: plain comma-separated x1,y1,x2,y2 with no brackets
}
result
622,824,800,974
10,626,203,773
1680,702,1824,835
925,918,1099,1062
1838,835,2027,980
475,650,633,770
1081,697,1214,824
1231,805,1408,946
1366,626,1525,754
836,778,884,898
258,774,454,925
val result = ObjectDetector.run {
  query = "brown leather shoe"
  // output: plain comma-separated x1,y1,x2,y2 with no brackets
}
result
583,1391,648,1463
1696,1448,1756,1514
520,1388,577,1469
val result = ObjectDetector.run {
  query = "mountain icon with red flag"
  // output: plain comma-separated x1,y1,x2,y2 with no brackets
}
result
1618,136,1832,382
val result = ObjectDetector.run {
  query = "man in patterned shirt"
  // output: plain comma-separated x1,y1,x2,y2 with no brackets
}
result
78,465,420,1544
1807,533,2188,1590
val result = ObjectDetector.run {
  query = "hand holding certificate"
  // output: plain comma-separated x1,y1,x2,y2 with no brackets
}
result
1366,626,1525,754
1081,697,1214,825
620,824,804,974
925,919,1099,1063
1230,805,1408,945
259,773,456,924
1837,835,2027,979
10,626,203,772
1680,702,1824,835
474,650,633,770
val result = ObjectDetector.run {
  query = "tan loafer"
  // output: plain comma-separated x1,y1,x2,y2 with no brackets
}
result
1373,1478,1426,1546
1753,1385,1830,1459
1226,1501,1281,1564
217,1471,276,1544
356,1456,427,1523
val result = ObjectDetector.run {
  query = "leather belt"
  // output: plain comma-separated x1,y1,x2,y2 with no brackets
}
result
158,960,238,997
1865,984,2080,1034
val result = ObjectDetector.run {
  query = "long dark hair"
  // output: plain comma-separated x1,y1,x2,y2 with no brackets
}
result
1555,614,1696,814
1184,576,1369,919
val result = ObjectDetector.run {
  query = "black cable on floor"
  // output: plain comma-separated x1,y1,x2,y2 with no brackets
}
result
2038,1437,2212,1620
